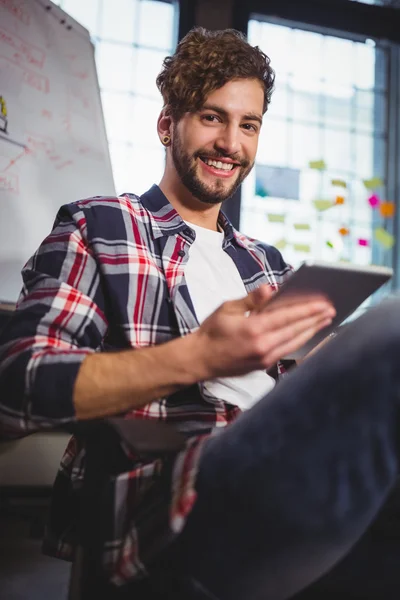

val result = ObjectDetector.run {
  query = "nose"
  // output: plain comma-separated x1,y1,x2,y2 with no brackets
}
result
214,123,241,157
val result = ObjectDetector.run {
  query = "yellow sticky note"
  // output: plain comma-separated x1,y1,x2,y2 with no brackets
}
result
294,223,311,231
274,239,288,251
313,199,334,211
374,228,395,249
267,213,286,223
363,177,384,190
293,243,311,253
331,179,347,188
309,160,327,170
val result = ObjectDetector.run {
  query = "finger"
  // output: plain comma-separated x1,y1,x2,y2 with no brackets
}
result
264,315,333,366
253,299,335,332
264,310,333,352
263,291,333,312
226,285,275,314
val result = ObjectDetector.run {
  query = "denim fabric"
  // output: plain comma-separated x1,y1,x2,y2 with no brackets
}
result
152,298,400,600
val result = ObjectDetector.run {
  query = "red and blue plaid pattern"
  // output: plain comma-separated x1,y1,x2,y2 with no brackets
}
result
0,184,292,584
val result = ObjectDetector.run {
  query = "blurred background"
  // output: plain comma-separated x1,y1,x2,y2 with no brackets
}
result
51,0,400,280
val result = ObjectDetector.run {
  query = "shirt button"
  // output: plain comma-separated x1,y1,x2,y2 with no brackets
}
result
178,249,185,257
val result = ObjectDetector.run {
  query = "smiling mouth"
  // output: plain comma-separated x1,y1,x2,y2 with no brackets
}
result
199,157,240,172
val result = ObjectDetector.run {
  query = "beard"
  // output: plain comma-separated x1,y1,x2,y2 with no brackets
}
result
171,130,254,205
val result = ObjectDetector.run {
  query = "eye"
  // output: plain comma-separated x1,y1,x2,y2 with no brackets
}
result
201,114,221,123
242,123,259,133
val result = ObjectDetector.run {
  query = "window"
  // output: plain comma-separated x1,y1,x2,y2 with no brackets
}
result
54,0,177,194
241,19,391,284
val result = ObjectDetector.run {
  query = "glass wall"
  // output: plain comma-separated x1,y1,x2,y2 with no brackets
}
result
241,19,391,276
55,0,177,194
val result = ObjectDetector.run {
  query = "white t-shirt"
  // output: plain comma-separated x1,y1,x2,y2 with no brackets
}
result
184,221,275,411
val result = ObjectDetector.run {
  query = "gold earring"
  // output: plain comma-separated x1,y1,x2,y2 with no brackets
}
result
162,135,171,146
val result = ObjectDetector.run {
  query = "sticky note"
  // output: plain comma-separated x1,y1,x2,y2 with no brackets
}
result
267,213,286,223
363,177,384,190
326,241,334,249
338,227,350,236
313,200,334,211
293,243,311,253
309,160,327,170
379,202,395,218
274,239,288,251
358,238,369,247
374,228,395,249
331,179,347,188
256,183,269,197
335,196,345,205
368,194,380,208
293,223,311,231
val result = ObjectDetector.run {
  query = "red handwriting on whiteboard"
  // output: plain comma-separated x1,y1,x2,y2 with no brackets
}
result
25,132,54,154
77,146,103,162
55,160,73,170
0,56,49,94
0,0,30,26
0,26,45,69
68,86,92,116
0,172,19,193
3,149,25,172
41,109,52,120
73,71,89,80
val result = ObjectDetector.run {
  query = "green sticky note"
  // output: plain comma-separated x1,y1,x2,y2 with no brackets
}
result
309,160,327,170
293,243,311,253
313,199,334,211
374,227,395,249
294,223,311,231
331,179,347,188
274,239,288,251
267,213,286,223
363,177,384,190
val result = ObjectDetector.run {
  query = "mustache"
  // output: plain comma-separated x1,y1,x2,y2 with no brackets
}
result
195,151,250,169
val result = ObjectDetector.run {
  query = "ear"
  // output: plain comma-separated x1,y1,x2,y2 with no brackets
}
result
157,109,173,145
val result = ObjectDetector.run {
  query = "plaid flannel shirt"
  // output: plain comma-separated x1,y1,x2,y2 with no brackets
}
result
0,184,292,585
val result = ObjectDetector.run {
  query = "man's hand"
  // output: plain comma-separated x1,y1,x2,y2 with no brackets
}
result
74,284,335,420
192,284,336,380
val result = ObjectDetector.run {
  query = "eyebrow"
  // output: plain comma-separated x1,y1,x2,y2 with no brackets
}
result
201,103,263,127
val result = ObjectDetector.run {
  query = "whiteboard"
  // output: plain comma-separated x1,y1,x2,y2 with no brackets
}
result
0,0,115,303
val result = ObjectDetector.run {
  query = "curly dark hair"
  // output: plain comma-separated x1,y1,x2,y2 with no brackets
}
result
156,27,275,121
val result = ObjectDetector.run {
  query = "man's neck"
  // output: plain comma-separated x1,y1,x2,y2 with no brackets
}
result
158,175,220,232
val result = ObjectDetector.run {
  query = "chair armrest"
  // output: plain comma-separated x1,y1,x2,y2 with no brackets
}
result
107,417,186,455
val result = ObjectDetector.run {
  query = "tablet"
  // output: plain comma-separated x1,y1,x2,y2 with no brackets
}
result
270,260,393,360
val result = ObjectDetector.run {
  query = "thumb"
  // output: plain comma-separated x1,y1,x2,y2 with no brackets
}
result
227,284,275,313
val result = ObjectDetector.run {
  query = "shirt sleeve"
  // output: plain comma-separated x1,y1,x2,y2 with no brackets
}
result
0,204,108,439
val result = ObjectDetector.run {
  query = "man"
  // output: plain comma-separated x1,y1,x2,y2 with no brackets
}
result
0,27,400,600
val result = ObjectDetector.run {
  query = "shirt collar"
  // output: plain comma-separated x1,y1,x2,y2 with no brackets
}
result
139,184,244,247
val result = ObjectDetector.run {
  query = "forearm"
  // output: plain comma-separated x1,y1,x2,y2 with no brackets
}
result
73,331,208,420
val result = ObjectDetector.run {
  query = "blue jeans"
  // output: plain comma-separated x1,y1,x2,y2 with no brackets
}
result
148,298,400,600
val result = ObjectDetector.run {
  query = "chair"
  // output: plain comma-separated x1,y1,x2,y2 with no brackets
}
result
68,417,186,599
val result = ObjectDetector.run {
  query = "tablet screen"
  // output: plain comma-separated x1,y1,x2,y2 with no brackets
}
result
274,260,393,360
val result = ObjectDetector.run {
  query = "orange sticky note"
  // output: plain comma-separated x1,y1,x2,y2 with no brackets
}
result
339,227,350,236
335,196,345,205
379,202,395,218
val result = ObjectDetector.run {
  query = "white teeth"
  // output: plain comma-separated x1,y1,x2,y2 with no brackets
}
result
204,158,234,171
